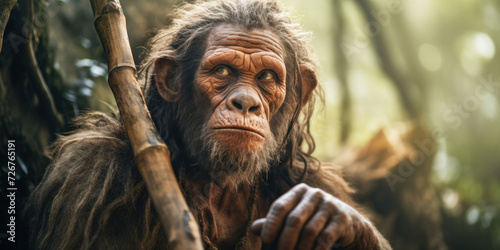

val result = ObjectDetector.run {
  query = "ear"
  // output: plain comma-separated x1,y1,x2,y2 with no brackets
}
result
154,57,180,102
300,66,318,106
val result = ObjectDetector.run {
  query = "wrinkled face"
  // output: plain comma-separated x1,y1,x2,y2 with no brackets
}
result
186,24,286,185
154,24,316,185
197,24,287,152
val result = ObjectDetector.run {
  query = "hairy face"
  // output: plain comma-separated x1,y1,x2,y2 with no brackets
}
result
198,25,286,147
154,23,317,186
191,24,286,185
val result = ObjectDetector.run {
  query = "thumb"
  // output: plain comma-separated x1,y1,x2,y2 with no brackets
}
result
251,218,266,235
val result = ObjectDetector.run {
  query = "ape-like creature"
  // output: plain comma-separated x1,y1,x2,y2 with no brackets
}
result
27,1,391,249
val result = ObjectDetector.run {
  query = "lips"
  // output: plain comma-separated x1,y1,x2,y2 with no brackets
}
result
213,126,265,138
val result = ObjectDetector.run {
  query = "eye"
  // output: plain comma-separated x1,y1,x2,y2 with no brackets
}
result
213,65,230,77
257,70,275,81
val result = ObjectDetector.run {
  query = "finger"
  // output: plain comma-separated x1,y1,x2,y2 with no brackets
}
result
314,213,349,250
260,183,309,243
277,187,324,250
295,202,332,250
251,218,266,234
314,220,341,250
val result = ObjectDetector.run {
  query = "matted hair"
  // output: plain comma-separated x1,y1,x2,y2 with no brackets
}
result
140,0,322,195
26,1,353,249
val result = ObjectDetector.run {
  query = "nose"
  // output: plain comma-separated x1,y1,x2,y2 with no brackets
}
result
227,89,262,116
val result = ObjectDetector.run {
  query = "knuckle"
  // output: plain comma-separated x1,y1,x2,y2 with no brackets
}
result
317,230,335,248
332,214,352,234
302,224,319,238
295,183,310,191
325,198,336,208
310,188,323,199
325,198,340,212
337,211,350,225
286,213,304,227
270,201,287,215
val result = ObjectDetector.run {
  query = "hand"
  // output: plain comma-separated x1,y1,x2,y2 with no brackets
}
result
251,183,387,250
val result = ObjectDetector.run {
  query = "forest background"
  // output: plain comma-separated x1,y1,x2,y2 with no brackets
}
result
0,0,499,249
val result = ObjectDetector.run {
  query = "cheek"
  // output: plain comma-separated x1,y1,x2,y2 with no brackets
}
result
195,74,213,97
195,74,228,108
266,85,286,116
275,85,286,109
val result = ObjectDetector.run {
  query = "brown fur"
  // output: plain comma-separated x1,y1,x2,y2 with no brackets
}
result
26,112,352,249
26,112,167,249
26,0,354,249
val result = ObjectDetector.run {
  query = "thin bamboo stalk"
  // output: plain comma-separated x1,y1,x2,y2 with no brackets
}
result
90,0,203,249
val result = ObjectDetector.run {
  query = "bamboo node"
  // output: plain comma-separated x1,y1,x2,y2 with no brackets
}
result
135,144,169,158
108,63,137,75
101,1,122,14
94,0,122,22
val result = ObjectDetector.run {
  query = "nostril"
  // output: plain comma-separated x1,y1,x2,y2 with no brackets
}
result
248,106,259,112
232,101,243,110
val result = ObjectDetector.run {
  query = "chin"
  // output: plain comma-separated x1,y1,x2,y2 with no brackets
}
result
194,123,279,181
194,127,278,186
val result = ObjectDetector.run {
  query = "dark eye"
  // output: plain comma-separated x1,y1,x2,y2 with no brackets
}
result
214,65,230,77
257,70,275,81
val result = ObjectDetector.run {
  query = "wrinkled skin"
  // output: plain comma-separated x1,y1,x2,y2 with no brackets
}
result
27,1,391,249
156,24,389,250
197,25,287,152
252,184,383,250
154,25,296,185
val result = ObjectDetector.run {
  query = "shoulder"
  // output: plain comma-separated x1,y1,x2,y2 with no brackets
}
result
43,111,135,185
27,112,143,248
42,112,131,177
49,111,129,159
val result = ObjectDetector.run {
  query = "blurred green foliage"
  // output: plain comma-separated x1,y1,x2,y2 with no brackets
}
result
42,0,500,247
281,0,500,248
2,0,498,248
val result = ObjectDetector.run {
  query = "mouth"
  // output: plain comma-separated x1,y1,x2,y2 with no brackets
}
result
213,126,265,139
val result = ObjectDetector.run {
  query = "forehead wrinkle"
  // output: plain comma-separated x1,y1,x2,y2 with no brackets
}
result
247,54,256,73
210,40,282,56
205,49,237,66
220,34,281,48
204,48,285,75
243,31,281,46
241,53,247,70
208,28,284,57
214,29,282,46
257,55,285,74
237,38,281,56
230,51,242,66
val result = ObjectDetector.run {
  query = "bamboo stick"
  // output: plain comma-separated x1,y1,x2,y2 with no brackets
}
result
90,0,203,249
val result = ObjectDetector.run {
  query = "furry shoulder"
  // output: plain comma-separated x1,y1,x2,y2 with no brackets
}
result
27,112,164,249
47,111,129,159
